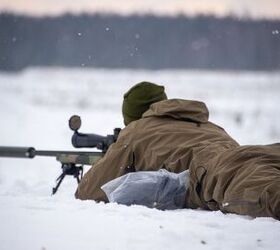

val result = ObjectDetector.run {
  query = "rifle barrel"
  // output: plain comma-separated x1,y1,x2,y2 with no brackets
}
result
35,150,102,157
0,146,102,160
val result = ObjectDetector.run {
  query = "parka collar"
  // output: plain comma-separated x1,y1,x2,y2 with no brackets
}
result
142,99,209,123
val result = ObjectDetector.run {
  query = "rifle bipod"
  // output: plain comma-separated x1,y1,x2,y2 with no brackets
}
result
52,163,83,195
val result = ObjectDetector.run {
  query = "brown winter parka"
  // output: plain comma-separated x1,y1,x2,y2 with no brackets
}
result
75,99,280,219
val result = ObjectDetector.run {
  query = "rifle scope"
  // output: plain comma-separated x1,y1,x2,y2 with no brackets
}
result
69,115,121,153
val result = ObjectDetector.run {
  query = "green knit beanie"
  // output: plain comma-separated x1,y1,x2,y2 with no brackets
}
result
122,81,167,126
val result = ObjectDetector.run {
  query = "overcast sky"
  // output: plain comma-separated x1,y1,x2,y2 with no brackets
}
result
0,0,280,19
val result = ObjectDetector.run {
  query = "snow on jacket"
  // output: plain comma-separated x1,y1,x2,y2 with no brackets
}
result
75,99,280,219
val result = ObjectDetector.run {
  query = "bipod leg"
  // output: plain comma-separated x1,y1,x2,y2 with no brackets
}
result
52,164,83,195
73,166,83,184
77,166,84,184
52,171,66,195
75,175,80,184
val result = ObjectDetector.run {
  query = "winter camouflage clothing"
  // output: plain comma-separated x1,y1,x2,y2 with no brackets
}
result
75,99,280,220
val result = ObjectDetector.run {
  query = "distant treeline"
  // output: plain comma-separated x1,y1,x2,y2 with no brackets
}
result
0,13,280,71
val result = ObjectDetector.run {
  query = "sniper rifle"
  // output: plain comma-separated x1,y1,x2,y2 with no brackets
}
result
0,115,121,195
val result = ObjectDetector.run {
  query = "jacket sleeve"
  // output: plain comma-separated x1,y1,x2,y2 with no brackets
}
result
75,131,133,202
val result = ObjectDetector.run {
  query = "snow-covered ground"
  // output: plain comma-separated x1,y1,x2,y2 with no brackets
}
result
0,67,279,250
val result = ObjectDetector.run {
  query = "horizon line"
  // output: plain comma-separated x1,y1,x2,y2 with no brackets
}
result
1,9,280,21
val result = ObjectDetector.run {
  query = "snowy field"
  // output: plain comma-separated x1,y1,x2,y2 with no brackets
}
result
0,67,280,250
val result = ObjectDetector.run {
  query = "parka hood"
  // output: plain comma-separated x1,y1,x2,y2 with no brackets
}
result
142,99,209,123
